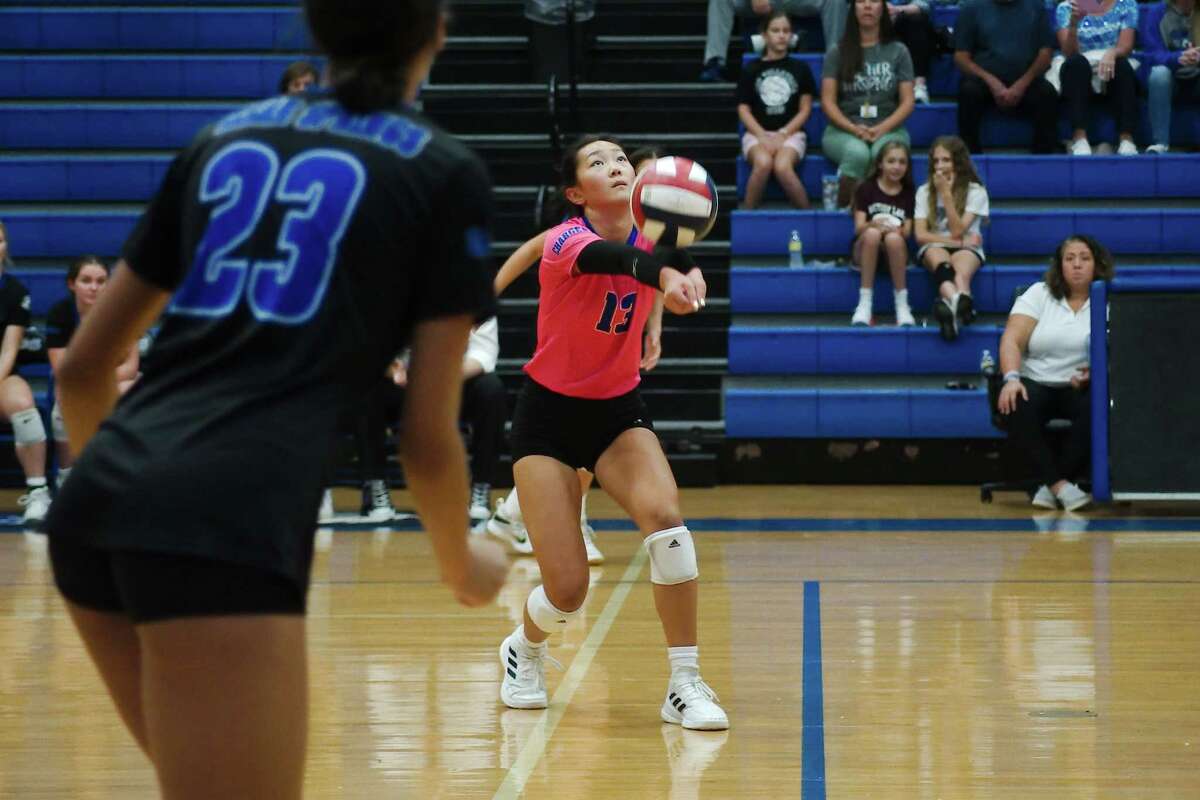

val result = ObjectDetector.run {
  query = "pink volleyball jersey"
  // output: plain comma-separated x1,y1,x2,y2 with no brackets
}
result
524,217,657,399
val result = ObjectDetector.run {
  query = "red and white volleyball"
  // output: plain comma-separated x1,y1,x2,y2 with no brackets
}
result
630,156,718,248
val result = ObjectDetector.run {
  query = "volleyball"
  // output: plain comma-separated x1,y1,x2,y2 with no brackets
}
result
630,156,718,248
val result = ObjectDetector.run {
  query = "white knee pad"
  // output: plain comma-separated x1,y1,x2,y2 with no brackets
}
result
645,526,699,585
51,402,68,442
11,408,46,446
526,584,584,634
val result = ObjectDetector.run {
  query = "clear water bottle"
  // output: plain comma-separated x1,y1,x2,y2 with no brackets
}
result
788,229,804,269
980,349,996,377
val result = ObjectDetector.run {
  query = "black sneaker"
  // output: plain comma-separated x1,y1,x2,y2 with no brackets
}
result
469,483,491,528
933,297,958,342
955,293,976,327
699,58,726,82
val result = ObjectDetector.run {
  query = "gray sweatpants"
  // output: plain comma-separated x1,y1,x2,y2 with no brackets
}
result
704,0,848,63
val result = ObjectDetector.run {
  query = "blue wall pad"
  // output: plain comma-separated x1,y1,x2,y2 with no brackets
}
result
728,324,1004,375
724,386,997,438
0,7,308,51
1,210,140,259
731,209,1200,258
0,103,236,150
0,155,172,202
730,265,1200,314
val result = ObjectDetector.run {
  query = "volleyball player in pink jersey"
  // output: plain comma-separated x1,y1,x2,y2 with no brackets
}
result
498,135,728,730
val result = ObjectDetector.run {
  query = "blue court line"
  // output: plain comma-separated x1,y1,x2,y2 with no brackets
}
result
803,581,826,800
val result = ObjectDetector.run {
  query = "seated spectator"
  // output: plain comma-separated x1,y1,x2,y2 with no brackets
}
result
737,12,816,209
526,0,596,82
0,220,52,525
913,136,989,341
997,235,1114,511
45,257,139,489
850,141,916,326
821,0,915,208
953,0,1059,154
278,61,319,95
887,0,936,103
701,0,849,81
1145,0,1200,154
330,318,506,524
1055,0,1141,155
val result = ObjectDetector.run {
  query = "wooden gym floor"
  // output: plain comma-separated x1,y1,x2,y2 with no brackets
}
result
0,485,1198,798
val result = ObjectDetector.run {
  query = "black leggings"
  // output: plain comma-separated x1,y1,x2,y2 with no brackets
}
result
1060,53,1139,136
1005,379,1091,487
892,11,936,80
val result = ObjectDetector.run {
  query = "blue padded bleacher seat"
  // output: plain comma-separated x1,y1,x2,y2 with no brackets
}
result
0,7,309,51
0,210,139,259
731,208,1200,257
0,155,172,203
0,55,317,100
0,103,235,149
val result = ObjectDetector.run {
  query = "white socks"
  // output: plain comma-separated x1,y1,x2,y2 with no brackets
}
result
26,477,46,489
858,288,872,305
894,288,909,309
668,645,699,678
580,491,588,524
516,624,546,654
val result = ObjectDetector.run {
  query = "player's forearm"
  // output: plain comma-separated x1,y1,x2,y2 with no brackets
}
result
400,429,472,585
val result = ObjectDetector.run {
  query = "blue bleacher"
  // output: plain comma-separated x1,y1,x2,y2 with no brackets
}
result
0,102,235,149
0,155,172,203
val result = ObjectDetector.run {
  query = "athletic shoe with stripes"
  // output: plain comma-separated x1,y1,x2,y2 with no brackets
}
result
499,628,559,709
661,674,729,730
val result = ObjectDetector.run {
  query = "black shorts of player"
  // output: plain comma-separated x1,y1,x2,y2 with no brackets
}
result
509,377,654,472
49,537,305,624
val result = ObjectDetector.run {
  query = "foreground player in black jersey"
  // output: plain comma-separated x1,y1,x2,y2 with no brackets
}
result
43,1,509,796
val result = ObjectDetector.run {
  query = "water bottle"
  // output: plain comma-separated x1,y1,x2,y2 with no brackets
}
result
980,349,996,377
821,174,839,211
788,229,804,269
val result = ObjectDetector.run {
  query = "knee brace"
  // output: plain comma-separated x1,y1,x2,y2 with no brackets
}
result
645,526,699,586
526,584,584,634
11,408,46,446
934,262,955,288
51,402,67,442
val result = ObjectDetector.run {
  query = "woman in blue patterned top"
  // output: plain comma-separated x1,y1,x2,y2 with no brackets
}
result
1055,0,1141,155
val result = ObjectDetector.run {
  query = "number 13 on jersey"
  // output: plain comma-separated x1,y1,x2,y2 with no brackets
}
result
171,141,366,325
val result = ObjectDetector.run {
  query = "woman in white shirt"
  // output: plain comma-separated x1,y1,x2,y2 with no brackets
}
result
914,136,989,341
997,235,1115,511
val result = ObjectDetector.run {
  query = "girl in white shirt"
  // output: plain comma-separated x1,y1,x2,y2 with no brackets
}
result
997,235,1115,511
913,136,989,341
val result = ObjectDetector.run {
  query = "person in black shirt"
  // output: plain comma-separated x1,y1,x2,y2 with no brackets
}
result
45,256,140,488
736,12,816,209
0,219,52,525
42,1,510,795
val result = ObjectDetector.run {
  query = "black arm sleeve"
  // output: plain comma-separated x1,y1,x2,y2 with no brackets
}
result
652,245,695,273
576,240,665,289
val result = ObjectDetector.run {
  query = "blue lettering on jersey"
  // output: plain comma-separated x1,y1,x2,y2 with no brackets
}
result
551,226,589,256
294,101,431,159
170,142,367,325
213,96,304,137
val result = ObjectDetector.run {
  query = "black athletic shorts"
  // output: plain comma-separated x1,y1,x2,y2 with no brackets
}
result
49,536,306,624
509,377,653,472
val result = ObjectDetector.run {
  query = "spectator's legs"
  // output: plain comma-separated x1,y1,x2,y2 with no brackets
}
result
742,144,775,209
1060,54,1094,143
921,246,956,302
461,372,507,487
821,126,872,206
528,17,592,83
1,376,47,486
1147,66,1174,149
818,0,848,52
883,230,908,289
956,74,993,153
354,383,390,487
1005,379,1061,489
772,145,811,209
1110,56,1139,143
950,250,982,297
853,227,884,289
1018,77,1061,154
891,11,934,80
1055,386,1092,484
703,0,740,67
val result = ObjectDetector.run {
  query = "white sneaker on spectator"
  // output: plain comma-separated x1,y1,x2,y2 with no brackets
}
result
581,521,604,565
1116,139,1138,156
851,300,872,326
1070,138,1092,156
1145,144,1169,154
1031,485,1058,510
913,81,930,104
487,497,534,555
19,486,51,526
1055,482,1093,512
318,489,336,523
895,303,916,327
661,672,729,730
